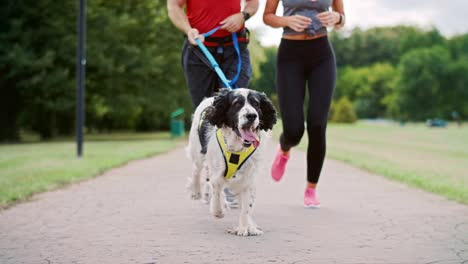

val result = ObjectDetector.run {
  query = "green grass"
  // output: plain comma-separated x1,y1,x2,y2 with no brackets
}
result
0,132,179,208
277,121,468,204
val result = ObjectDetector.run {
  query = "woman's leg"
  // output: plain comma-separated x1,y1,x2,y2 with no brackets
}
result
276,59,307,151
306,56,336,185
271,40,307,182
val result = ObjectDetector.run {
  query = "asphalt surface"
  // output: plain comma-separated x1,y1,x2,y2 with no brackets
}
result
1,138,467,264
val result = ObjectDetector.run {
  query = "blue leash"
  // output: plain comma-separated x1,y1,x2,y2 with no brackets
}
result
194,27,242,90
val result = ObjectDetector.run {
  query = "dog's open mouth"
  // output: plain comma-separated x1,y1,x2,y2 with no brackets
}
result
238,127,260,148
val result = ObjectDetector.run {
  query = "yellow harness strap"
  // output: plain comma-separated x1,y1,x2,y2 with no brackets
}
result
216,129,257,180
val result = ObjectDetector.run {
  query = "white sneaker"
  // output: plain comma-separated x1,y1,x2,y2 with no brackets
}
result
224,188,239,209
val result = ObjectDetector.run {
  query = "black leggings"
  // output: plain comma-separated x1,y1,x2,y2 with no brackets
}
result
276,37,336,184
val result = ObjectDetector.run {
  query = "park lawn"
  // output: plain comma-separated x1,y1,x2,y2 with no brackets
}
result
0,132,178,208
277,122,468,204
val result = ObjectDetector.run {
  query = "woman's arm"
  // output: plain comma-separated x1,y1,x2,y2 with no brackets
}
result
332,0,345,29
263,0,311,32
316,0,345,30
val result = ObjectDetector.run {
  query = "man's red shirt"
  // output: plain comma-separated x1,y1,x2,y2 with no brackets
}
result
186,0,243,37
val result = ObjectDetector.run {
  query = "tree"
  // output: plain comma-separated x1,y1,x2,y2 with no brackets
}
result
391,46,451,121
250,47,277,96
0,1,77,140
247,32,266,88
0,0,191,140
441,58,468,118
335,63,396,118
330,26,445,68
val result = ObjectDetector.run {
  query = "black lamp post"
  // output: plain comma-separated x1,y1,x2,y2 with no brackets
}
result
76,0,86,157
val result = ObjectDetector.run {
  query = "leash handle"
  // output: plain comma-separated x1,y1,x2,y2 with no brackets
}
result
195,37,232,89
194,26,243,90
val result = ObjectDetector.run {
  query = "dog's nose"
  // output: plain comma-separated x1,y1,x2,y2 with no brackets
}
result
246,113,257,121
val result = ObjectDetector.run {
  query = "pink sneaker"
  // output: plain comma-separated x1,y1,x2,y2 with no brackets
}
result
271,147,289,182
304,187,321,208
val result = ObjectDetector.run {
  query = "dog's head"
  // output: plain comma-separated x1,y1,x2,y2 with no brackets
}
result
205,88,277,147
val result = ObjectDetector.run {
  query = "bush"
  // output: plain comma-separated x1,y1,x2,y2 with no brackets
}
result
331,97,357,123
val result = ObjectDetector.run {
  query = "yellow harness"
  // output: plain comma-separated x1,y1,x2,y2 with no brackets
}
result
216,129,257,180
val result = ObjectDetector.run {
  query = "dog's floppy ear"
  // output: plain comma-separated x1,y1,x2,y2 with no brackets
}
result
258,92,277,131
205,88,230,127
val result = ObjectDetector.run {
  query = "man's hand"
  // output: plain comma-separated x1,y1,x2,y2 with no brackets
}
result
187,28,204,45
220,13,245,32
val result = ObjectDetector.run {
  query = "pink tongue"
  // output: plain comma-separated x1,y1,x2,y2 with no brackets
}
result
239,129,260,148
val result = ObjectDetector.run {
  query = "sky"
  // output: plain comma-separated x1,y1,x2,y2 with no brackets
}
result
246,0,468,46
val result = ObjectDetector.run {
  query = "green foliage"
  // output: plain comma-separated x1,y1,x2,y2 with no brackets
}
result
331,97,357,123
85,0,189,132
1,3,467,141
0,0,189,141
269,93,280,114
330,26,445,67
247,33,266,88
336,63,397,118
250,47,277,95
1,1,77,139
447,34,468,59
391,46,452,121
330,26,466,121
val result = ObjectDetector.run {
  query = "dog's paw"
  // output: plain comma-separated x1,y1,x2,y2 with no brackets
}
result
211,210,225,219
248,226,263,236
227,226,263,236
210,206,225,218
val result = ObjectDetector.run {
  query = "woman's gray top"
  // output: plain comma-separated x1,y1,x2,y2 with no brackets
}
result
282,0,332,36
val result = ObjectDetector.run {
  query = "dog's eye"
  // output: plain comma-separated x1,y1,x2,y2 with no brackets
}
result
233,101,242,107
251,100,259,107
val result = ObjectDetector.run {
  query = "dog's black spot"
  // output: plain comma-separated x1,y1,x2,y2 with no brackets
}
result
233,175,236,178
249,204,252,207
206,178,210,182
205,89,248,130
248,91,277,131
198,111,211,154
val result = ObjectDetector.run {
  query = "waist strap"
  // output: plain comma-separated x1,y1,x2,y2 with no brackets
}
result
204,29,249,44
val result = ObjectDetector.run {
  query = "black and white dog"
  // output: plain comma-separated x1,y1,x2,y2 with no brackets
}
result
187,88,277,236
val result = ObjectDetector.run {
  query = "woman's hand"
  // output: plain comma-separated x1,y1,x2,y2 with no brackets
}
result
220,13,245,32
316,11,340,27
286,15,312,32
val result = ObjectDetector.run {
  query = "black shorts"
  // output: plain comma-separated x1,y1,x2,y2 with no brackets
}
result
181,35,252,108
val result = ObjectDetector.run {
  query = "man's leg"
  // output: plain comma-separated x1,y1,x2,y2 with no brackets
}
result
221,42,252,88
181,40,220,108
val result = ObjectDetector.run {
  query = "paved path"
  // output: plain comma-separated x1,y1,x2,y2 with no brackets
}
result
1,139,467,264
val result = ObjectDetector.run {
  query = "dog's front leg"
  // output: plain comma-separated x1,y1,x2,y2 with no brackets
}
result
210,177,225,218
228,186,263,236
201,163,211,204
